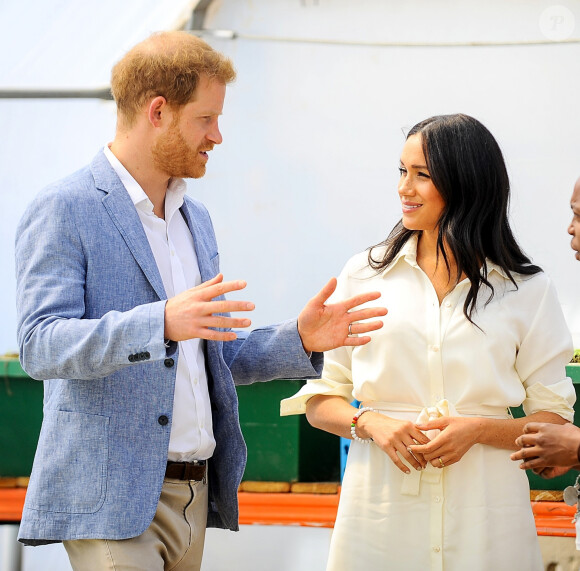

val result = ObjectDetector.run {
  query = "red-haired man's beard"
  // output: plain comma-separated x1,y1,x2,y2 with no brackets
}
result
152,121,212,179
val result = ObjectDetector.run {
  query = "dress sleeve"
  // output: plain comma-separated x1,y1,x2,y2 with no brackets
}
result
516,277,576,421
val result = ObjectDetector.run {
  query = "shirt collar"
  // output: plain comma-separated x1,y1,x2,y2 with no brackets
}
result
380,233,512,281
380,234,420,277
484,260,511,280
103,145,187,220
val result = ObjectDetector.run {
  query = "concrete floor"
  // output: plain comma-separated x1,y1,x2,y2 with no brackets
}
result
2,524,579,571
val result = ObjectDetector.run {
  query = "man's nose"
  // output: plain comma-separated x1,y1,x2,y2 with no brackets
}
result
208,123,223,145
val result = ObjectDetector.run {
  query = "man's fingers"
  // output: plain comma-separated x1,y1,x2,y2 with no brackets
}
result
193,277,248,300
343,290,382,310
511,445,539,463
199,315,252,329
342,335,373,347
518,458,542,471
198,328,239,342
310,278,338,306
522,422,542,434
208,299,255,315
347,307,388,324
349,320,384,335
514,434,536,448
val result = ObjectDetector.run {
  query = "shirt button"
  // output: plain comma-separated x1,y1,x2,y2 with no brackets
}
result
158,415,169,426
434,496,441,503
432,346,440,352
164,358,174,368
432,546,441,553
193,377,198,385
445,301,451,308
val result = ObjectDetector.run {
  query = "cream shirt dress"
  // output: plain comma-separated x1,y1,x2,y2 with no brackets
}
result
282,236,575,571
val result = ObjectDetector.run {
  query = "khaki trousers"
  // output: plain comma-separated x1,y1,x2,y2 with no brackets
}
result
64,477,208,571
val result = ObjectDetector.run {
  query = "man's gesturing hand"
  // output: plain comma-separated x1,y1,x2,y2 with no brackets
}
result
297,277,388,353
164,274,255,342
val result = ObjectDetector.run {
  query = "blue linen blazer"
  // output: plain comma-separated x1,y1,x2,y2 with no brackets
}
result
15,150,322,545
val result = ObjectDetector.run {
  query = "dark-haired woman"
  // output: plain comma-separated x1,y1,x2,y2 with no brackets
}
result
281,114,575,570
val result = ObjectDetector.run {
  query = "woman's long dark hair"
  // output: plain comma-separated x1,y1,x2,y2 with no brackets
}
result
368,113,541,323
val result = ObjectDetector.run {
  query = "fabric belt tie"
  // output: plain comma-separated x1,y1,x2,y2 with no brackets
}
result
362,399,509,497
400,400,456,496
165,460,206,481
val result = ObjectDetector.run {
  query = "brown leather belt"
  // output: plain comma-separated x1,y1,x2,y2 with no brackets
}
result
165,460,206,481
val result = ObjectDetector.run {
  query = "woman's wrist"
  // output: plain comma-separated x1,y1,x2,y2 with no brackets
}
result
352,408,376,441
351,407,376,440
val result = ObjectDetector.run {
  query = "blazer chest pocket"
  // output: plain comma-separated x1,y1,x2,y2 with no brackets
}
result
209,252,220,277
26,410,109,514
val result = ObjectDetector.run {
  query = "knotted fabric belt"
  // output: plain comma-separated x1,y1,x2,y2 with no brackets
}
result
165,460,206,481
362,399,510,496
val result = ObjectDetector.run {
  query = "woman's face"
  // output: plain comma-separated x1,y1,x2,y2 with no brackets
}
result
398,134,445,233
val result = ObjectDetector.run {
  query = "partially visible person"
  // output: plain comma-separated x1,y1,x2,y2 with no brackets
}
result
571,176,580,260
511,176,580,478
281,114,576,570
511,421,580,478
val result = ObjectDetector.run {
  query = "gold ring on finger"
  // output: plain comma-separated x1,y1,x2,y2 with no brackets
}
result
438,457,445,468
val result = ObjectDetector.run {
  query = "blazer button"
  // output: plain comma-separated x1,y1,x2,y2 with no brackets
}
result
128,354,135,362
144,351,150,359
158,415,169,426
164,358,174,368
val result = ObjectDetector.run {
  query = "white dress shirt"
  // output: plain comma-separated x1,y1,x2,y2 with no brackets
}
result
282,234,575,570
105,146,215,461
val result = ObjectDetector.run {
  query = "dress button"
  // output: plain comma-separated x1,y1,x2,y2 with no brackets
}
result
164,358,174,368
158,415,169,426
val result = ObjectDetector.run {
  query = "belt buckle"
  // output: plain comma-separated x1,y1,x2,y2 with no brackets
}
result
188,460,206,483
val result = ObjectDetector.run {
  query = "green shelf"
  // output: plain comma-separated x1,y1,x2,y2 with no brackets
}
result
511,363,580,491
1,360,577,486
236,379,340,482
0,359,43,477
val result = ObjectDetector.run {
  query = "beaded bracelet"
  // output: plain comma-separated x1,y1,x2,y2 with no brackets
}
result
350,406,376,443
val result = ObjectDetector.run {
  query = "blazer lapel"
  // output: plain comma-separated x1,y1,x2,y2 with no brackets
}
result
91,151,167,300
180,200,216,283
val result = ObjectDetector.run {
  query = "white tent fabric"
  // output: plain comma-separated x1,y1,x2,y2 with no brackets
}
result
0,0,199,88
1,0,579,355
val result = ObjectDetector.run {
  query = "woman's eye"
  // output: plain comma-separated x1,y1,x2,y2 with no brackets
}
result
418,171,431,179
398,167,406,176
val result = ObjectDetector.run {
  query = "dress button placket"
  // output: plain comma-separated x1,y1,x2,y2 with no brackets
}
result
426,288,445,571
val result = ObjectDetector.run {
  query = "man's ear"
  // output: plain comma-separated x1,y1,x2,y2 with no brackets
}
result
147,96,169,127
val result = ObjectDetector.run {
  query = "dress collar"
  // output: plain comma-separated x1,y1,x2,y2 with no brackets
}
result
380,233,512,281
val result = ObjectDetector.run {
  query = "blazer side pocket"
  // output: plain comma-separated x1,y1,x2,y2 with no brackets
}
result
26,410,109,514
